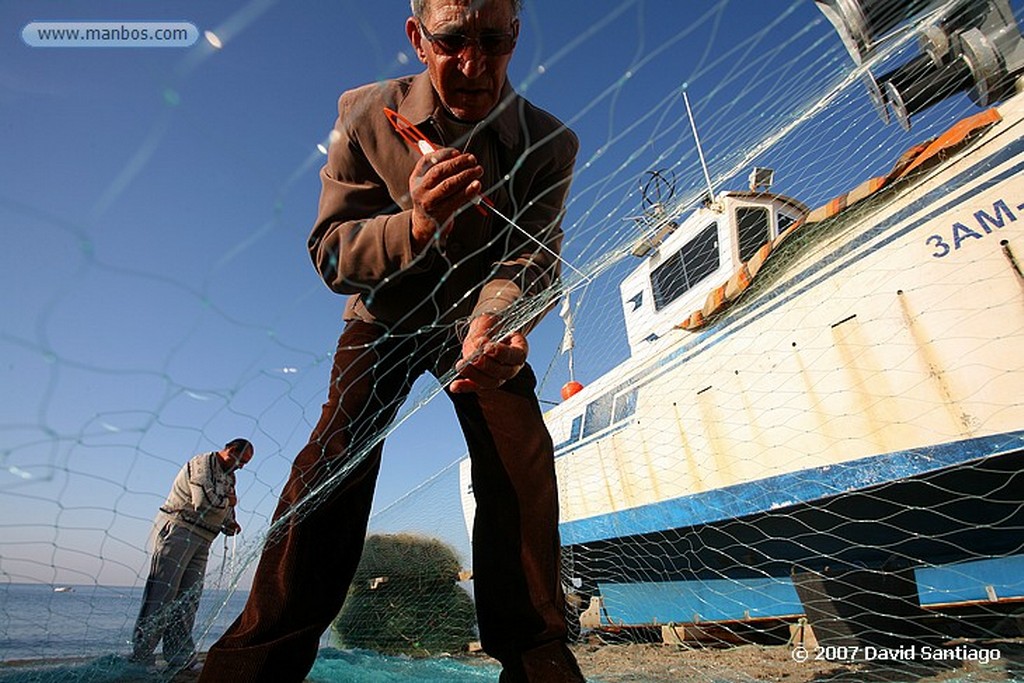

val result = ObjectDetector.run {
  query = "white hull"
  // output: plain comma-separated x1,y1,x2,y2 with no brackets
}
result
549,93,1024,547
453,91,1024,627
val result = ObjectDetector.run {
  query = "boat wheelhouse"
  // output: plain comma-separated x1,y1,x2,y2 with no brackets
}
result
620,186,808,356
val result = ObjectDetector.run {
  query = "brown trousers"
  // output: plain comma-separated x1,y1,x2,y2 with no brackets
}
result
198,321,575,682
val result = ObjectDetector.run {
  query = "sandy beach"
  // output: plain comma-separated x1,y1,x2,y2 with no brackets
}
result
2,639,1022,682
570,639,1024,682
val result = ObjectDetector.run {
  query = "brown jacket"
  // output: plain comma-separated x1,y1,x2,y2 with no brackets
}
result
308,71,579,334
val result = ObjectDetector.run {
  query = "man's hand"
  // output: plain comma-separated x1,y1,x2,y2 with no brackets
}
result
222,520,242,536
450,314,528,394
409,147,484,252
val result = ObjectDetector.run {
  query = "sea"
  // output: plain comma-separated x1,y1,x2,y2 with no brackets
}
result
0,583,247,661
0,582,501,682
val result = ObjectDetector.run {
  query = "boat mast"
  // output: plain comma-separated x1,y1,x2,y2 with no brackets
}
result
683,89,716,204
559,294,584,400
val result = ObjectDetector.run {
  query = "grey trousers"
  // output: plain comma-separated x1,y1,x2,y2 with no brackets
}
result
132,514,211,665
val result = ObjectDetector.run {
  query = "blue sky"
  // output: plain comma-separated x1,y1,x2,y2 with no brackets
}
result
3,0,1016,587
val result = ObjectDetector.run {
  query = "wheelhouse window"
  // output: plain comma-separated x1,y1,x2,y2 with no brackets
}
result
558,385,640,452
736,206,771,263
582,393,614,438
777,211,797,237
613,387,638,422
555,414,583,451
650,223,719,310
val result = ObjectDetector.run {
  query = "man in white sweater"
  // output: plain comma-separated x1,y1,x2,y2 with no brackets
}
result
130,438,254,671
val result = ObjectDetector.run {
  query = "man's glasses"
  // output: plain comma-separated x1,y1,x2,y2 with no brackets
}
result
419,22,516,57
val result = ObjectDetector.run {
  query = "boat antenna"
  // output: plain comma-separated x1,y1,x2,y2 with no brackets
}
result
682,88,716,204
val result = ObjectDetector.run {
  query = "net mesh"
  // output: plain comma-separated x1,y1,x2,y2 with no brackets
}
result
3,0,1024,681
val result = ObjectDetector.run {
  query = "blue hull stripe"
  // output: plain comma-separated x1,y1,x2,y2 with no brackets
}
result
597,554,1024,624
599,576,804,624
561,430,1024,545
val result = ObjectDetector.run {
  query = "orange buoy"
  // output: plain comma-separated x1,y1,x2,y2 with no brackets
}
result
560,381,584,401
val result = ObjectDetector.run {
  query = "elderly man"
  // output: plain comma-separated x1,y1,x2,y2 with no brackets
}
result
198,1,582,681
131,438,253,672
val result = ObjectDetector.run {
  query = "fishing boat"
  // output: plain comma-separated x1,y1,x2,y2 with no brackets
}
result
452,0,1024,643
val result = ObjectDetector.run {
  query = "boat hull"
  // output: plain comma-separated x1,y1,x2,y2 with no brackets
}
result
566,444,1024,584
547,93,1024,628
